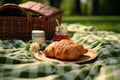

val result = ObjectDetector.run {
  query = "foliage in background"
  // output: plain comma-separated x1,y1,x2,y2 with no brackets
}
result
60,0,75,15
99,0,120,15
0,0,120,16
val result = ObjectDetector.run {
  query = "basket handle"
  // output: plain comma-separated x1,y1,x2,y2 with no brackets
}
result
0,3,32,22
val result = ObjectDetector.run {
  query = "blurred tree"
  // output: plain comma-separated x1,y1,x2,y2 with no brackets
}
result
87,0,92,15
81,0,87,15
60,0,75,15
92,0,99,15
2,0,21,4
99,0,120,15
108,0,120,15
73,0,81,15
49,0,62,8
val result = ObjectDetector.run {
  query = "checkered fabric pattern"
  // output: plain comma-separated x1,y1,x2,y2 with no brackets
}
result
0,24,120,80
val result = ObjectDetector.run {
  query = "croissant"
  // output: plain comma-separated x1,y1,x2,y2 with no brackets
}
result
44,39,88,60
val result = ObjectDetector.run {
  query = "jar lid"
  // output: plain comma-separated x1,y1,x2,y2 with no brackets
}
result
59,26,68,34
32,30,45,37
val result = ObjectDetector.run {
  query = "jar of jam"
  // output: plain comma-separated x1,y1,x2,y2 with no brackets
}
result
53,26,70,41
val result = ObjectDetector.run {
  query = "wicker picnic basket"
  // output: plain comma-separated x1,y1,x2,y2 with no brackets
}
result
0,1,62,40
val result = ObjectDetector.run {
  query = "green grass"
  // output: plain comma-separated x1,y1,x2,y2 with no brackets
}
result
62,16,120,33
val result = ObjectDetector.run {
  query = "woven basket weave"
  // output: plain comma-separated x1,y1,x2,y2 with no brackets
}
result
0,1,62,40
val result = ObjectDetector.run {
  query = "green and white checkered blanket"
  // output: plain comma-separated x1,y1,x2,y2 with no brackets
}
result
0,24,120,80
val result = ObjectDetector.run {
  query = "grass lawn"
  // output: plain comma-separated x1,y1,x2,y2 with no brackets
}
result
62,16,120,33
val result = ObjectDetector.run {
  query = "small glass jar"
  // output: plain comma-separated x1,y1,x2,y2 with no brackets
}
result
32,30,45,45
53,26,70,41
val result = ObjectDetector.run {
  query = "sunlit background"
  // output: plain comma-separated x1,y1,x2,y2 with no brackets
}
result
0,0,120,33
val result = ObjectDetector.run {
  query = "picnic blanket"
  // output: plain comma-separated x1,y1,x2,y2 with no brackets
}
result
0,23,120,80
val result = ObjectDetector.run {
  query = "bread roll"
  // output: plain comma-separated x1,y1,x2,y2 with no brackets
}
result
44,39,88,60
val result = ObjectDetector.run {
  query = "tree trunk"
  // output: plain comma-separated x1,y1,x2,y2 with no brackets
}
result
49,0,62,8
92,0,99,15
73,0,81,15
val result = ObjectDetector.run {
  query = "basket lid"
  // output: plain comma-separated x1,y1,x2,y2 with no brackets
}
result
19,1,62,17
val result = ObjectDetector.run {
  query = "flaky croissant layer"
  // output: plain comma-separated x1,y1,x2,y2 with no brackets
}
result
44,39,88,60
